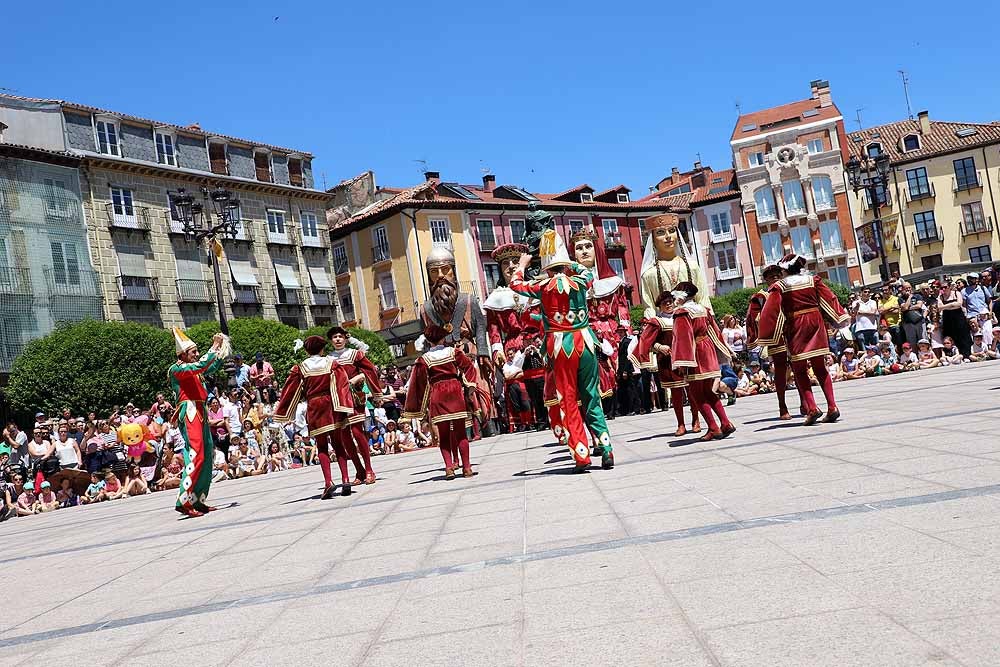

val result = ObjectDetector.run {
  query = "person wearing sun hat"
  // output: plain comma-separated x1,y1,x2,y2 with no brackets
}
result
169,327,230,518
509,229,615,472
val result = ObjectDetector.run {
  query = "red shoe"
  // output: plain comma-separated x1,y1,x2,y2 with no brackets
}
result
700,430,723,442
720,423,737,437
674,426,687,437
176,507,204,518
352,477,365,487
690,423,702,434
365,473,377,485
803,410,823,426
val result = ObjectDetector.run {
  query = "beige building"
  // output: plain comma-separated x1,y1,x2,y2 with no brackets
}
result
846,111,1000,283
0,94,336,330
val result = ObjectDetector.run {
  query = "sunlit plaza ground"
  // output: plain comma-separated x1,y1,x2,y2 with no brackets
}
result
3,363,1000,666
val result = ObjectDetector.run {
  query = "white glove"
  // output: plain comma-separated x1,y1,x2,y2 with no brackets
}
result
414,335,426,352
292,338,304,352
348,336,370,353
600,338,615,357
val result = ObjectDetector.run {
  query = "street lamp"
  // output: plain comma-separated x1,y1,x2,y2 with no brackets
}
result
846,151,893,282
171,186,241,334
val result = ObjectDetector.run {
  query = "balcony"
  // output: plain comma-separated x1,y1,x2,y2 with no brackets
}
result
953,174,982,193
820,243,847,258
165,211,186,235
478,236,497,252
906,183,936,203
311,289,335,306
785,205,808,220
714,266,742,281
231,285,262,305
105,203,151,232
45,268,100,296
266,226,297,246
912,226,944,247
301,232,327,249
756,210,778,224
372,244,391,264
961,215,994,238
861,189,892,211
117,275,159,302
340,306,356,323
708,227,736,244
379,290,399,312
44,198,76,222
604,232,626,251
228,220,254,244
0,267,33,296
459,280,480,300
334,258,350,276
176,279,214,303
275,286,306,306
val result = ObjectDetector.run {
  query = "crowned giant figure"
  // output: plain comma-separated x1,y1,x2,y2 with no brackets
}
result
639,213,712,316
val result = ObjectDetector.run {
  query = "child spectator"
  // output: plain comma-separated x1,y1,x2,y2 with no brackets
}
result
970,332,999,361
898,343,920,371
840,348,865,380
733,363,754,398
266,442,287,473
416,421,436,448
16,481,37,516
940,336,965,366
81,472,106,504
879,342,901,374
56,478,78,508
748,360,773,393
397,421,418,452
34,481,59,513
825,354,842,382
103,470,123,500
917,339,940,369
368,427,385,456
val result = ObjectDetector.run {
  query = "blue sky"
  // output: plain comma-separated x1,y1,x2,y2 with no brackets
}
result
6,1,1000,194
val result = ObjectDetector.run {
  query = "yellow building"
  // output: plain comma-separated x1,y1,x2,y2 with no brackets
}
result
847,111,1000,283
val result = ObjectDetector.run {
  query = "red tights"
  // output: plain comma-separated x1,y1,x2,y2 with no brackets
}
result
337,422,373,480
687,379,731,434
669,388,701,430
315,433,349,488
790,356,837,414
437,418,471,472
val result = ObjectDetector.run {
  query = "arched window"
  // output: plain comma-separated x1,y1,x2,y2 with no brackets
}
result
782,180,805,214
754,187,776,221
811,176,835,210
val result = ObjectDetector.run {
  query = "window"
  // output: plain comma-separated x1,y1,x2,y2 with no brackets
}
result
961,202,987,233
710,211,731,237
807,138,824,154
914,211,937,241
665,183,692,195
790,226,813,257
430,219,450,246
477,219,496,250
954,156,978,190
754,188,777,221
288,158,304,187
782,181,806,214
608,258,625,278
920,254,943,270
826,265,849,286
300,211,318,239
580,192,593,203
333,243,349,274
372,225,390,261
44,178,69,216
819,220,843,253
155,131,176,166
339,290,355,319
811,176,835,210
509,218,525,243
906,167,931,199
760,231,783,264
254,152,272,182
377,272,397,310
208,142,228,175
903,135,920,151
715,246,738,272
616,193,629,204
266,209,286,235
96,119,120,156
866,143,883,158
50,241,81,286
483,262,502,291
748,151,764,167
601,219,619,236
110,186,135,223
569,219,584,235
970,245,992,263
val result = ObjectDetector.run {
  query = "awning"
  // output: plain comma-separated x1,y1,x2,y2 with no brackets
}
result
229,259,259,286
307,265,332,290
274,262,301,289
377,318,424,346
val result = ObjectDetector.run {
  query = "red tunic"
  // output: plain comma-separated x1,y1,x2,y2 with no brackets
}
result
630,316,687,389
757,274,849,362
671,302,732,381
273,356,355,437
746,288,787,356
588,277,630,398
328,347,383,427
484,287,542,380
402,346,478,424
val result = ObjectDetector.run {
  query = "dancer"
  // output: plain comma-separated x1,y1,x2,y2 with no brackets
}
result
327,326,380,484
402,325,479,479
631,290,701,436
756,254,851,425
170,328,230,517
509,229,614,471
746,262,800,420
274,336,357,499
670,282,736,441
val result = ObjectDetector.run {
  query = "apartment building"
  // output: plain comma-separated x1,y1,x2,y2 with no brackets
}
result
731,80,861,286
0,94,336,331
846,111,1000,283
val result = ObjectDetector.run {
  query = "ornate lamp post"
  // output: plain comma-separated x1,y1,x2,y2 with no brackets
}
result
846,151,893,282
171,187,241,334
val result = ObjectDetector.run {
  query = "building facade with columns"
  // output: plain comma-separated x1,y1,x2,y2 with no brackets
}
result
731,80,862,286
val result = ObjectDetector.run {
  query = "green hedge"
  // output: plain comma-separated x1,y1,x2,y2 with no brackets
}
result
186,318,303,383
298,324,391,366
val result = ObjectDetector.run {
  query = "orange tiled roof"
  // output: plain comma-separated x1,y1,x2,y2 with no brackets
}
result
847,118,1000,165
732,98,841,142
690,169,739,205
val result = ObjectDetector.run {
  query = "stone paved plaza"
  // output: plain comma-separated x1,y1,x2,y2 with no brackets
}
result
2,363,1000,666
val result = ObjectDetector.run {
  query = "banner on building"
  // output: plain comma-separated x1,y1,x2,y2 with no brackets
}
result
857,221,882,263
881,215,899,244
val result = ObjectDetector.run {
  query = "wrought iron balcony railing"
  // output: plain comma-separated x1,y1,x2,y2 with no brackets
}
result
105,203,151,231
117,275,159,302
231,285,263,305
176,279,214,302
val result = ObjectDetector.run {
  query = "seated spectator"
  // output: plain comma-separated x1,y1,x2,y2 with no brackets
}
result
368,427,386,456
0,469,22,521
16,481,36,516
917,339,940,369
416,420,436,448
384,421,399,453
858,345,882,376
157,448,183,490
879,342,901,374
397,421,418,452
213,447,230,482
81,472,107,504
877,325,893,346
55,478,78,508
733,363,754,398
120,463,149,497
231,439,263,478
940,337,965,366
825,354,842,382
748,360,773,393
970,332,999,361
266,442,287,473
840,348,865,380
34,481,59,513
103,470,123,500
898,343,920,371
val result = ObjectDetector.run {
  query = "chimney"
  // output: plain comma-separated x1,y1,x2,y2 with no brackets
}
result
482,173,495,193
810,79,832,108
186,122,202,131
671,166,679,179
693,160,702,170
648,185,656,194
424,171,440,184
917,110,931,135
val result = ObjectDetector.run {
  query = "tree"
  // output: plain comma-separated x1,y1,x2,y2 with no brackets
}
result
824,279,852,307
6,320,175,416
629,305,646,331
297,325,392,366
184,318,302,382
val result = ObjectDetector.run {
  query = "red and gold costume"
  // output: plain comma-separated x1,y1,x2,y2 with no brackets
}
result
329,346,382,482
630,314,699,432
402,344,479,476
757,268,850,422
671,301,734,438
746,287,797,418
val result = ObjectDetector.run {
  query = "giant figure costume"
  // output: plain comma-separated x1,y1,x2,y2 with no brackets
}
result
639,213,712,316
170,328,230,517
509,228,614,471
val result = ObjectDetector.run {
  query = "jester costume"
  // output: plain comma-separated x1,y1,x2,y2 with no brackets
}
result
509,230,614,470
170,328,229,515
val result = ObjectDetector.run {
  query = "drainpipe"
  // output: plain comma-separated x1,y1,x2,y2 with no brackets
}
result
81,164,113,320
738,202,755,286
400,207,426,306
981,146,999,245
